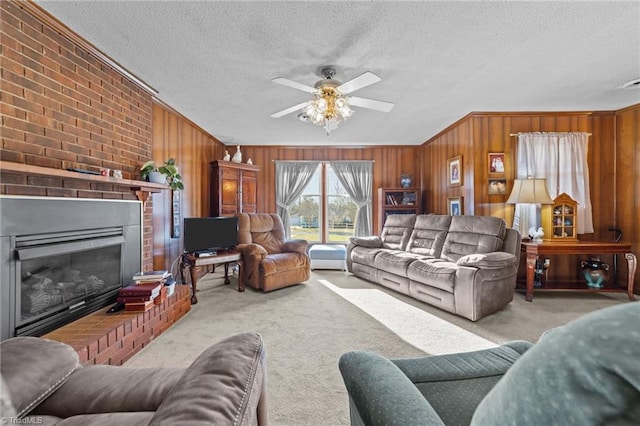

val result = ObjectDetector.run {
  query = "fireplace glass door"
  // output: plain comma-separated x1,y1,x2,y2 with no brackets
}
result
15,229,125,336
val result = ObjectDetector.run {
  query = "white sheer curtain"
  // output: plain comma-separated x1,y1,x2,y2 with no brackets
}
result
275,161,321,238
329,161,373,236
513,132,593,235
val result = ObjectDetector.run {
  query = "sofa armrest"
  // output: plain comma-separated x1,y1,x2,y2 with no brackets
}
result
236,243,268,259
339,350,445,426
349,236,382,248
150,332,267,426
391,341,532,383
456,252,516,269
282,239,308,254
34,366,184,417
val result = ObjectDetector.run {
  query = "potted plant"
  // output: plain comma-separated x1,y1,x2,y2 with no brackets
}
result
140,158,184,191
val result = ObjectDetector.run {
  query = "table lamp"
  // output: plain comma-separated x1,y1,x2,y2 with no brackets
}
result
506,177,554,241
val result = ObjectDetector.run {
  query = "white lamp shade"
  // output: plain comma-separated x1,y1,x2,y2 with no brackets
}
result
506,178,554,204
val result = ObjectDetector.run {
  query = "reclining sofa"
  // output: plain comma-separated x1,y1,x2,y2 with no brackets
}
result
1,332,267,425
347,214,520,321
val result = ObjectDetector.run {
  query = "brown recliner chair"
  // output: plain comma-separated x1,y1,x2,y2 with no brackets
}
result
236,213,310,292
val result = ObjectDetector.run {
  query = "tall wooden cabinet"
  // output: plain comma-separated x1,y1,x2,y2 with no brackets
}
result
210,161,260,217
377,188,421,233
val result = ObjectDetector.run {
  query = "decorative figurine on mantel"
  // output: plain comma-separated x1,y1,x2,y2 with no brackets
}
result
246,158,253,165
222,149,230,161
231,146,242,163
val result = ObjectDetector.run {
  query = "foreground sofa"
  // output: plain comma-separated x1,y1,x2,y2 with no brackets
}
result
339,302,640,426
347,214,520,321
1,332,267,425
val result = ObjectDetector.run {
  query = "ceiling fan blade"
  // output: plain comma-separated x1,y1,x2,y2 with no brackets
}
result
270,102,310,118
336,72,382,95
272,77,317,94
349,96,394,112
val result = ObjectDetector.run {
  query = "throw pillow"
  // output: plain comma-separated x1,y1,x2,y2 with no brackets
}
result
471,302,640,426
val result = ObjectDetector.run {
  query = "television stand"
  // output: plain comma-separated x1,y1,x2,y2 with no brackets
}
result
180,250,243,304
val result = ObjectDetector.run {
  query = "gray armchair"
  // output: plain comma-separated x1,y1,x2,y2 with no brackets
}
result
339,302,640,426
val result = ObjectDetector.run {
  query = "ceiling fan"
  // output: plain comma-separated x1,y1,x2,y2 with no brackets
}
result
270,67,394,135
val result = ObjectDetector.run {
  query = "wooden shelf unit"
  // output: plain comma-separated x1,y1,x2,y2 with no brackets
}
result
377,187,421,234
210,161,259,217
542,192,578,241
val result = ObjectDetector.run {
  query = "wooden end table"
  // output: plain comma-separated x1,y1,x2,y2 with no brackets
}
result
180,250,244,304
521,241,637,302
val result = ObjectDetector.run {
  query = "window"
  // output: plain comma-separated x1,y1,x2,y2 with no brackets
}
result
288,163,367,243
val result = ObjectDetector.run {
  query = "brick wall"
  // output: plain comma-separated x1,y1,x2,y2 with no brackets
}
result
1,1,156,269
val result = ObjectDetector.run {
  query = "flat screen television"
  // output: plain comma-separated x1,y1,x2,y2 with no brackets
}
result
183,217,238,253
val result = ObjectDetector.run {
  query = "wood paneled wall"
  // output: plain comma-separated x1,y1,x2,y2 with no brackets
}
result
151,101,224,270
231,145,421,233
420,110,640,292
615,104,640,293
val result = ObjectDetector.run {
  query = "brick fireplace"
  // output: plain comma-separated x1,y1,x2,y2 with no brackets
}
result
0,196,142,340
0,2,191,362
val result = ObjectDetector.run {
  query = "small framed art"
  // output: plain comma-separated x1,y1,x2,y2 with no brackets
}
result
171,190,181,238
488,178,508,195
488,152,505,175
448,196,463,216
447,156,462,187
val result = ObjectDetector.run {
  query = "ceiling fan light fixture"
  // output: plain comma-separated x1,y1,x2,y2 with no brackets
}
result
271,68,392,135
300,86,353,135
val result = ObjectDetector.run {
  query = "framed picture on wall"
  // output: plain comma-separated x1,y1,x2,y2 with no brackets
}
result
448,196,463,216
447,156,462,187
488,152,506,175
171,190,181,238
488,178,508,195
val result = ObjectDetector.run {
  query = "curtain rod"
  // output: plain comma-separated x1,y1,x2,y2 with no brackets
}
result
272,160,375,162
510,132,592,136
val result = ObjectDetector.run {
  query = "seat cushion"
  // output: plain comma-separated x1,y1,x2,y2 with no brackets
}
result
350,245,383,266
407,259,459,293
471,303,640,425
375,250,428,276
261,252,309,277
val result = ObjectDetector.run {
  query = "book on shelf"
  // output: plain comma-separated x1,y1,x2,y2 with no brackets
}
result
119,283,162,298
133,270,170,281
124,300,155,312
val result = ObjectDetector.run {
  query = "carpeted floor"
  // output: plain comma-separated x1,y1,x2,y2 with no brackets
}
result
125,270,628,425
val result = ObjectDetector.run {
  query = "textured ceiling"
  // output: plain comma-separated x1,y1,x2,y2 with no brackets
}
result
36,1,640,146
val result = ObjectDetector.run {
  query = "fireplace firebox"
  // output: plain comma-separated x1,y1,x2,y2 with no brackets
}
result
1,196,142,340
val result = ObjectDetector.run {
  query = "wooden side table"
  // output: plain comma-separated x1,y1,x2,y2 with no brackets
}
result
180,250,244,304
521,241,637,302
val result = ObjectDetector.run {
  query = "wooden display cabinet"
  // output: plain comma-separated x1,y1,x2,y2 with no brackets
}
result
210,160,260,217
377,188,421,234
542,192,578,241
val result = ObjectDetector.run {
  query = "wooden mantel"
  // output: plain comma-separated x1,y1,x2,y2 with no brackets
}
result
0,161,168,203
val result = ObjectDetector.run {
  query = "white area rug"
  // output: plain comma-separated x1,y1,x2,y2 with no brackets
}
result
319,279,497,355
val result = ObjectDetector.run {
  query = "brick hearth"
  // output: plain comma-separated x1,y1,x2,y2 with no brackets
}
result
43,286,191,366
